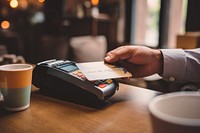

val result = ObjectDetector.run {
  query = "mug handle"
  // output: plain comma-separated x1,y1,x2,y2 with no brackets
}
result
197,89,200,95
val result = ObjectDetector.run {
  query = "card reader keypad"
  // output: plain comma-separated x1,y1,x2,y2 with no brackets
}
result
72,70,87,80
71,70,113,89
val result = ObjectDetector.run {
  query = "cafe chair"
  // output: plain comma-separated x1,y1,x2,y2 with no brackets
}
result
69,35,107,62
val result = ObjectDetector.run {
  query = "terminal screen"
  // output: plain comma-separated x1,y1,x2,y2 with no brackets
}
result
60,65,78,72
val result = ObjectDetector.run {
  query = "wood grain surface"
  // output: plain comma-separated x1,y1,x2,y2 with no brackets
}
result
0,83,160,133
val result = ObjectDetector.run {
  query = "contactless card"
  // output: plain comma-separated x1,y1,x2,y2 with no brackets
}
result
76,61,132,81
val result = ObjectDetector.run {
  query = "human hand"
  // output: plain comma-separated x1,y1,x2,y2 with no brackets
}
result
104,45,163,78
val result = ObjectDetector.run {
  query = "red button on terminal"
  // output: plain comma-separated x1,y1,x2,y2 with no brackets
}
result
98,84,106,88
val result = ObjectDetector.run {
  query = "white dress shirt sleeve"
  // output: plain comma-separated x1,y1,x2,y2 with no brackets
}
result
160,48,200,83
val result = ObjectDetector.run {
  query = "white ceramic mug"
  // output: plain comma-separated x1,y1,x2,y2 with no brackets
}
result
148,92,200,133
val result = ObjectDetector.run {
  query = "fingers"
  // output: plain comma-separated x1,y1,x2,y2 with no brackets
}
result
119,60,154,78
104,45,161,78
104,46,135,63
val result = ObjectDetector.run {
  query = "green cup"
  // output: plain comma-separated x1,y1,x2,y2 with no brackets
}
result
0,64,33,111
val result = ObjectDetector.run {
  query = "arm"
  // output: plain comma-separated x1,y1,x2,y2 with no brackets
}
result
161,48,200,83
105,45,200,83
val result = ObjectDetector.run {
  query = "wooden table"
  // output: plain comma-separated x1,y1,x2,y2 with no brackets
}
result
0,83,160,133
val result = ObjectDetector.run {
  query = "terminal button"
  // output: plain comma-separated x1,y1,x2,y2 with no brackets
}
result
98,84,107,88
106,79,112,84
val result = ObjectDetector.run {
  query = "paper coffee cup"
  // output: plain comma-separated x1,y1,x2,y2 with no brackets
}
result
0,64,33,111
148,92,200,133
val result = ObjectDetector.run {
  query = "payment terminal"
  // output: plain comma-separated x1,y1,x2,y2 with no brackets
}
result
32,59,119,107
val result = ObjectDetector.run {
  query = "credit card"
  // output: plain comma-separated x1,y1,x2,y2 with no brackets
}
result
76,61,132,81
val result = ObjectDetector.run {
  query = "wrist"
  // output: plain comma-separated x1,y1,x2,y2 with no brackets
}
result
153,49,163,74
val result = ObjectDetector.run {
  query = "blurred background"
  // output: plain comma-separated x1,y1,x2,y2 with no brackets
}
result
0,0,200,92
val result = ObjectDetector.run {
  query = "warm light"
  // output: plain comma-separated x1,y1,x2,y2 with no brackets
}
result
19,0,28,9
1,21,10,29
91,0,99,6
10,0,18,8
38,0,45,3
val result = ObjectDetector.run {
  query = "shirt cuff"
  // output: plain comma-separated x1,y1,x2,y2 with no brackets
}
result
160,49,187,82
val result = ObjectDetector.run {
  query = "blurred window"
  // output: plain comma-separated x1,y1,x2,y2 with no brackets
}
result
130,0,188,48
146,0,160,47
